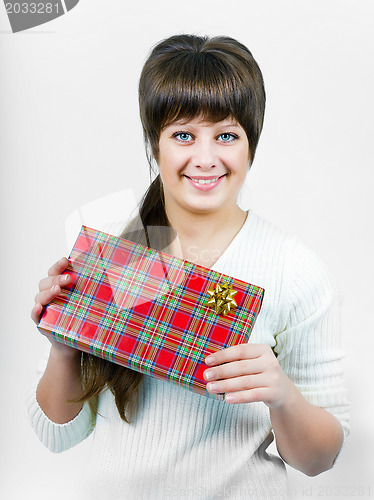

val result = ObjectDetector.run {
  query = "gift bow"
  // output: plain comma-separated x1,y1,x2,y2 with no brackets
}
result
206,282,238,316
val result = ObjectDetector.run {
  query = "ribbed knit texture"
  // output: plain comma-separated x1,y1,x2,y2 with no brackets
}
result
26,211,350,499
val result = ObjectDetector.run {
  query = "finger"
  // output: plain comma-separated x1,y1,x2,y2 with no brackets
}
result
47,257,69,277
34,284,61,307
203,357,265,382
39,272,71,292
206,373,267,395
31,303,43,324
223,387,273,405
205,343,269,366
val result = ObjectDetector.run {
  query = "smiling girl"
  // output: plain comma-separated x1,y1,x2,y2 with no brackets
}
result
28,34,350,499
158,118,249,267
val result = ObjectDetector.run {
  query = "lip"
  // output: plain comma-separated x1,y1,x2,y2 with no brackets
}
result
183,174,227,192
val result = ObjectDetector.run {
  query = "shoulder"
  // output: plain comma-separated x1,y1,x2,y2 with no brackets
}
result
242,210,332,279
249,210,336,297
241,210,298,260
231,211,337,330
233,210,302,282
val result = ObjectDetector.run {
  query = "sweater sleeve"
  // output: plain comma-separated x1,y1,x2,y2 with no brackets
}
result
273,240,350,440
26,347,96,453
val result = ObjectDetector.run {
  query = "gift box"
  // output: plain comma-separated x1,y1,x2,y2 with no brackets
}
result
38,226,264,399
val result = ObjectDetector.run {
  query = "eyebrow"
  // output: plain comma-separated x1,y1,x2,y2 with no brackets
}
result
219,123,241,128
166,121,241,128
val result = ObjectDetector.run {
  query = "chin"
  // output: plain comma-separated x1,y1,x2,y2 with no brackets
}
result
184,200,223,214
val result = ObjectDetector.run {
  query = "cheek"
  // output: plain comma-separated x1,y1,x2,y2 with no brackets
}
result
158,155,181,188
159,147,186,177
226,150,249,175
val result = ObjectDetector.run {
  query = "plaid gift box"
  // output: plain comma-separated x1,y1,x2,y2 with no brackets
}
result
38,226,264,399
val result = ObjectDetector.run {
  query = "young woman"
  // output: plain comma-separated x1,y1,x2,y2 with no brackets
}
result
29,34,350,499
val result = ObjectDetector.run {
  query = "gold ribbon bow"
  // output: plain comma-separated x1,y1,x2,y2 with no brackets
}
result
206,282,238,316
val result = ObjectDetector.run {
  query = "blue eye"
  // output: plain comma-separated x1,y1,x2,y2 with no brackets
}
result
219,133,237,142
174,132,192,142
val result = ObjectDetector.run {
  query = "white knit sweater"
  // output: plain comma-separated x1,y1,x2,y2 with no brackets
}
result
27,211,350,499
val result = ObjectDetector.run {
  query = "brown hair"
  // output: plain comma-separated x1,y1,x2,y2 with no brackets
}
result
140,34,265,164
74,34,266,422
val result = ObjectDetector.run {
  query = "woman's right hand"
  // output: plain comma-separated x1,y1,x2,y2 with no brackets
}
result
31,257,77,357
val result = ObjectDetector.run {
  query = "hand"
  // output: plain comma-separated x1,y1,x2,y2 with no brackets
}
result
31,257,77,357
204,343,291,407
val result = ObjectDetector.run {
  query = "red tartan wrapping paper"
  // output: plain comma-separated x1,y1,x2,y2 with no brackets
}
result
38,226,264,399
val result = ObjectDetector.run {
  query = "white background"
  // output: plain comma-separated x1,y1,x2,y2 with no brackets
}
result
1,1,373,499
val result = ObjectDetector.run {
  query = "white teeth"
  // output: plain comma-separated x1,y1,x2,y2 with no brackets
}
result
191,177,219,185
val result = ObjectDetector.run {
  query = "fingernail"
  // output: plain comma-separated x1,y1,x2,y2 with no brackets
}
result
51,285,59,293
205,356,215,366
207,382,218,392
204,370,213,381
64,274,70,281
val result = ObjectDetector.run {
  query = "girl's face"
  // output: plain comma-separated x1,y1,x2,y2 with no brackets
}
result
157,117,250,217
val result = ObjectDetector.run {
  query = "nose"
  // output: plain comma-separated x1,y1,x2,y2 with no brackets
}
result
191,139,217,170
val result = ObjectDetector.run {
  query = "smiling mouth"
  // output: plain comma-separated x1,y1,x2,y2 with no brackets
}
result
183,174,227,185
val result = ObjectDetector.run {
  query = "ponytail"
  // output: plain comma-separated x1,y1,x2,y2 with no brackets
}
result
139,174,168,229
120,174,175,252
72,174,172,424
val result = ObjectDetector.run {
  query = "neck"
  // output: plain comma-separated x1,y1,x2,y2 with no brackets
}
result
165,199,247,248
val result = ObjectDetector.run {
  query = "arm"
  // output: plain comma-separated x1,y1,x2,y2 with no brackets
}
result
269,376,344,476
31,258,84,423
203,241,349,476
204,344,343,476
36,345,83,424
28,258,95,452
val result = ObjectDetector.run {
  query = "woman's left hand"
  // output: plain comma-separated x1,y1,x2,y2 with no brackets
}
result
204,344,292,407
